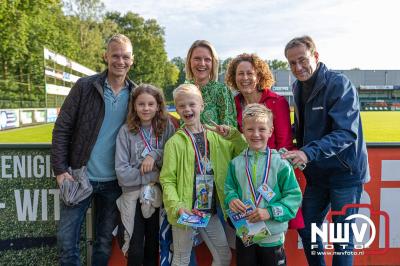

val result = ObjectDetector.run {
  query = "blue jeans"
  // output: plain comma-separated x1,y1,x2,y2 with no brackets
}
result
57,180,122,266
298,184,362,266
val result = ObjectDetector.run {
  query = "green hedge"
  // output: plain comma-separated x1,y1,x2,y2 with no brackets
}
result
0,145,87,265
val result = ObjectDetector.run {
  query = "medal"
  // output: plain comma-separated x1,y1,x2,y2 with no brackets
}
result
139,126,159,157
141,147,150,158
183,126,211,175
183,126,214,210
245,148,271,207
257,184,276,202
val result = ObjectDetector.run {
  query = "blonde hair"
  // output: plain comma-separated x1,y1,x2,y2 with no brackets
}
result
107,33,132,51
173,83,203,103
242,103,273,128
185,40,219,82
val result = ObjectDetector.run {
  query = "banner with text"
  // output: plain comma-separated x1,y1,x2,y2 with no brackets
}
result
0,145,87,265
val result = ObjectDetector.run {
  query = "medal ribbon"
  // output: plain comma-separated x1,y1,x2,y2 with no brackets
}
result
183,126,208,175
139,127,159,152
245,148,271,207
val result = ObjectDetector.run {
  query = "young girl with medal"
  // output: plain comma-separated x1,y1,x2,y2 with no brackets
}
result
224,103,302,266
160,84,247,266
115,84,175,266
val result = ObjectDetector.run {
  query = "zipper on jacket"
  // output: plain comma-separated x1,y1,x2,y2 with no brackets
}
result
302,103,307,147
335,154,353,175
83,95,105,165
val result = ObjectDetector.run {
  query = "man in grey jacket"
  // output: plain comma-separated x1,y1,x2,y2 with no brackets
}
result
282,36,370,266
51,34,136,265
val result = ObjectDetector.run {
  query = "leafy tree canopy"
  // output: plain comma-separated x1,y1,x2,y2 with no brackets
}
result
0,0,177,108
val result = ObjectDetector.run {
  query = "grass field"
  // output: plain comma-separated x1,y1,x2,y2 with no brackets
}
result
0,123,54,143
0,111,399,143
360,111,400,142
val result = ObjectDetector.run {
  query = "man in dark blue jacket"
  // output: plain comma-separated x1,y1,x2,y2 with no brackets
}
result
282,36,370,266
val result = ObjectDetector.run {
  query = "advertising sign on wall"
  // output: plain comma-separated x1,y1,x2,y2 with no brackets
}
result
46,109,58,123
19,110,34,125
45,84,71,96
34,109,47,123
0,109,20,131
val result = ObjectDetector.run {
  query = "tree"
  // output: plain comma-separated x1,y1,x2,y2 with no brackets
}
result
164,57,185,101
63,0,105,21
0,1,30,80
221,57,233,73
163,61,179,102
267,59,289,70
0,1,177,108
0,0,70,107
171,57,186,85
106,11,173,88
63,0,110,72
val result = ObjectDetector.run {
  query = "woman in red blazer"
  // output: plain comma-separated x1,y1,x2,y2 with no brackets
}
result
225,53,293,150
225,53,304,229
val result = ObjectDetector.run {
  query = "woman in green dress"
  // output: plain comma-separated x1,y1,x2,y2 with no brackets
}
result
185,40,237,126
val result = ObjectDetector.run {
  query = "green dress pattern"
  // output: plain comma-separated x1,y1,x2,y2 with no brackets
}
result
188,80,237,127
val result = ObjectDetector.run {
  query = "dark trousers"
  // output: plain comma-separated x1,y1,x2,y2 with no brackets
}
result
57,180,121,266
298,184,362,266
127,201,160,266
236,237,286,266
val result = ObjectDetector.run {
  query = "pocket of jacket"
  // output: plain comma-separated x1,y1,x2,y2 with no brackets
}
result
335,148,355,175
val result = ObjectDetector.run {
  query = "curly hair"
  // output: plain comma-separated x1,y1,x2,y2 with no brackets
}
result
126,84,168,137
225,53,275,92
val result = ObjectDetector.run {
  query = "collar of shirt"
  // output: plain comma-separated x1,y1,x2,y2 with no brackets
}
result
104,78,129,95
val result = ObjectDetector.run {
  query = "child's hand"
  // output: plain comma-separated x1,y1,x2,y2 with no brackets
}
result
229,199,247,213
192,209,206,217
178,208,192,216
204,120,230,137
247,208,270,223
140,155,155,175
